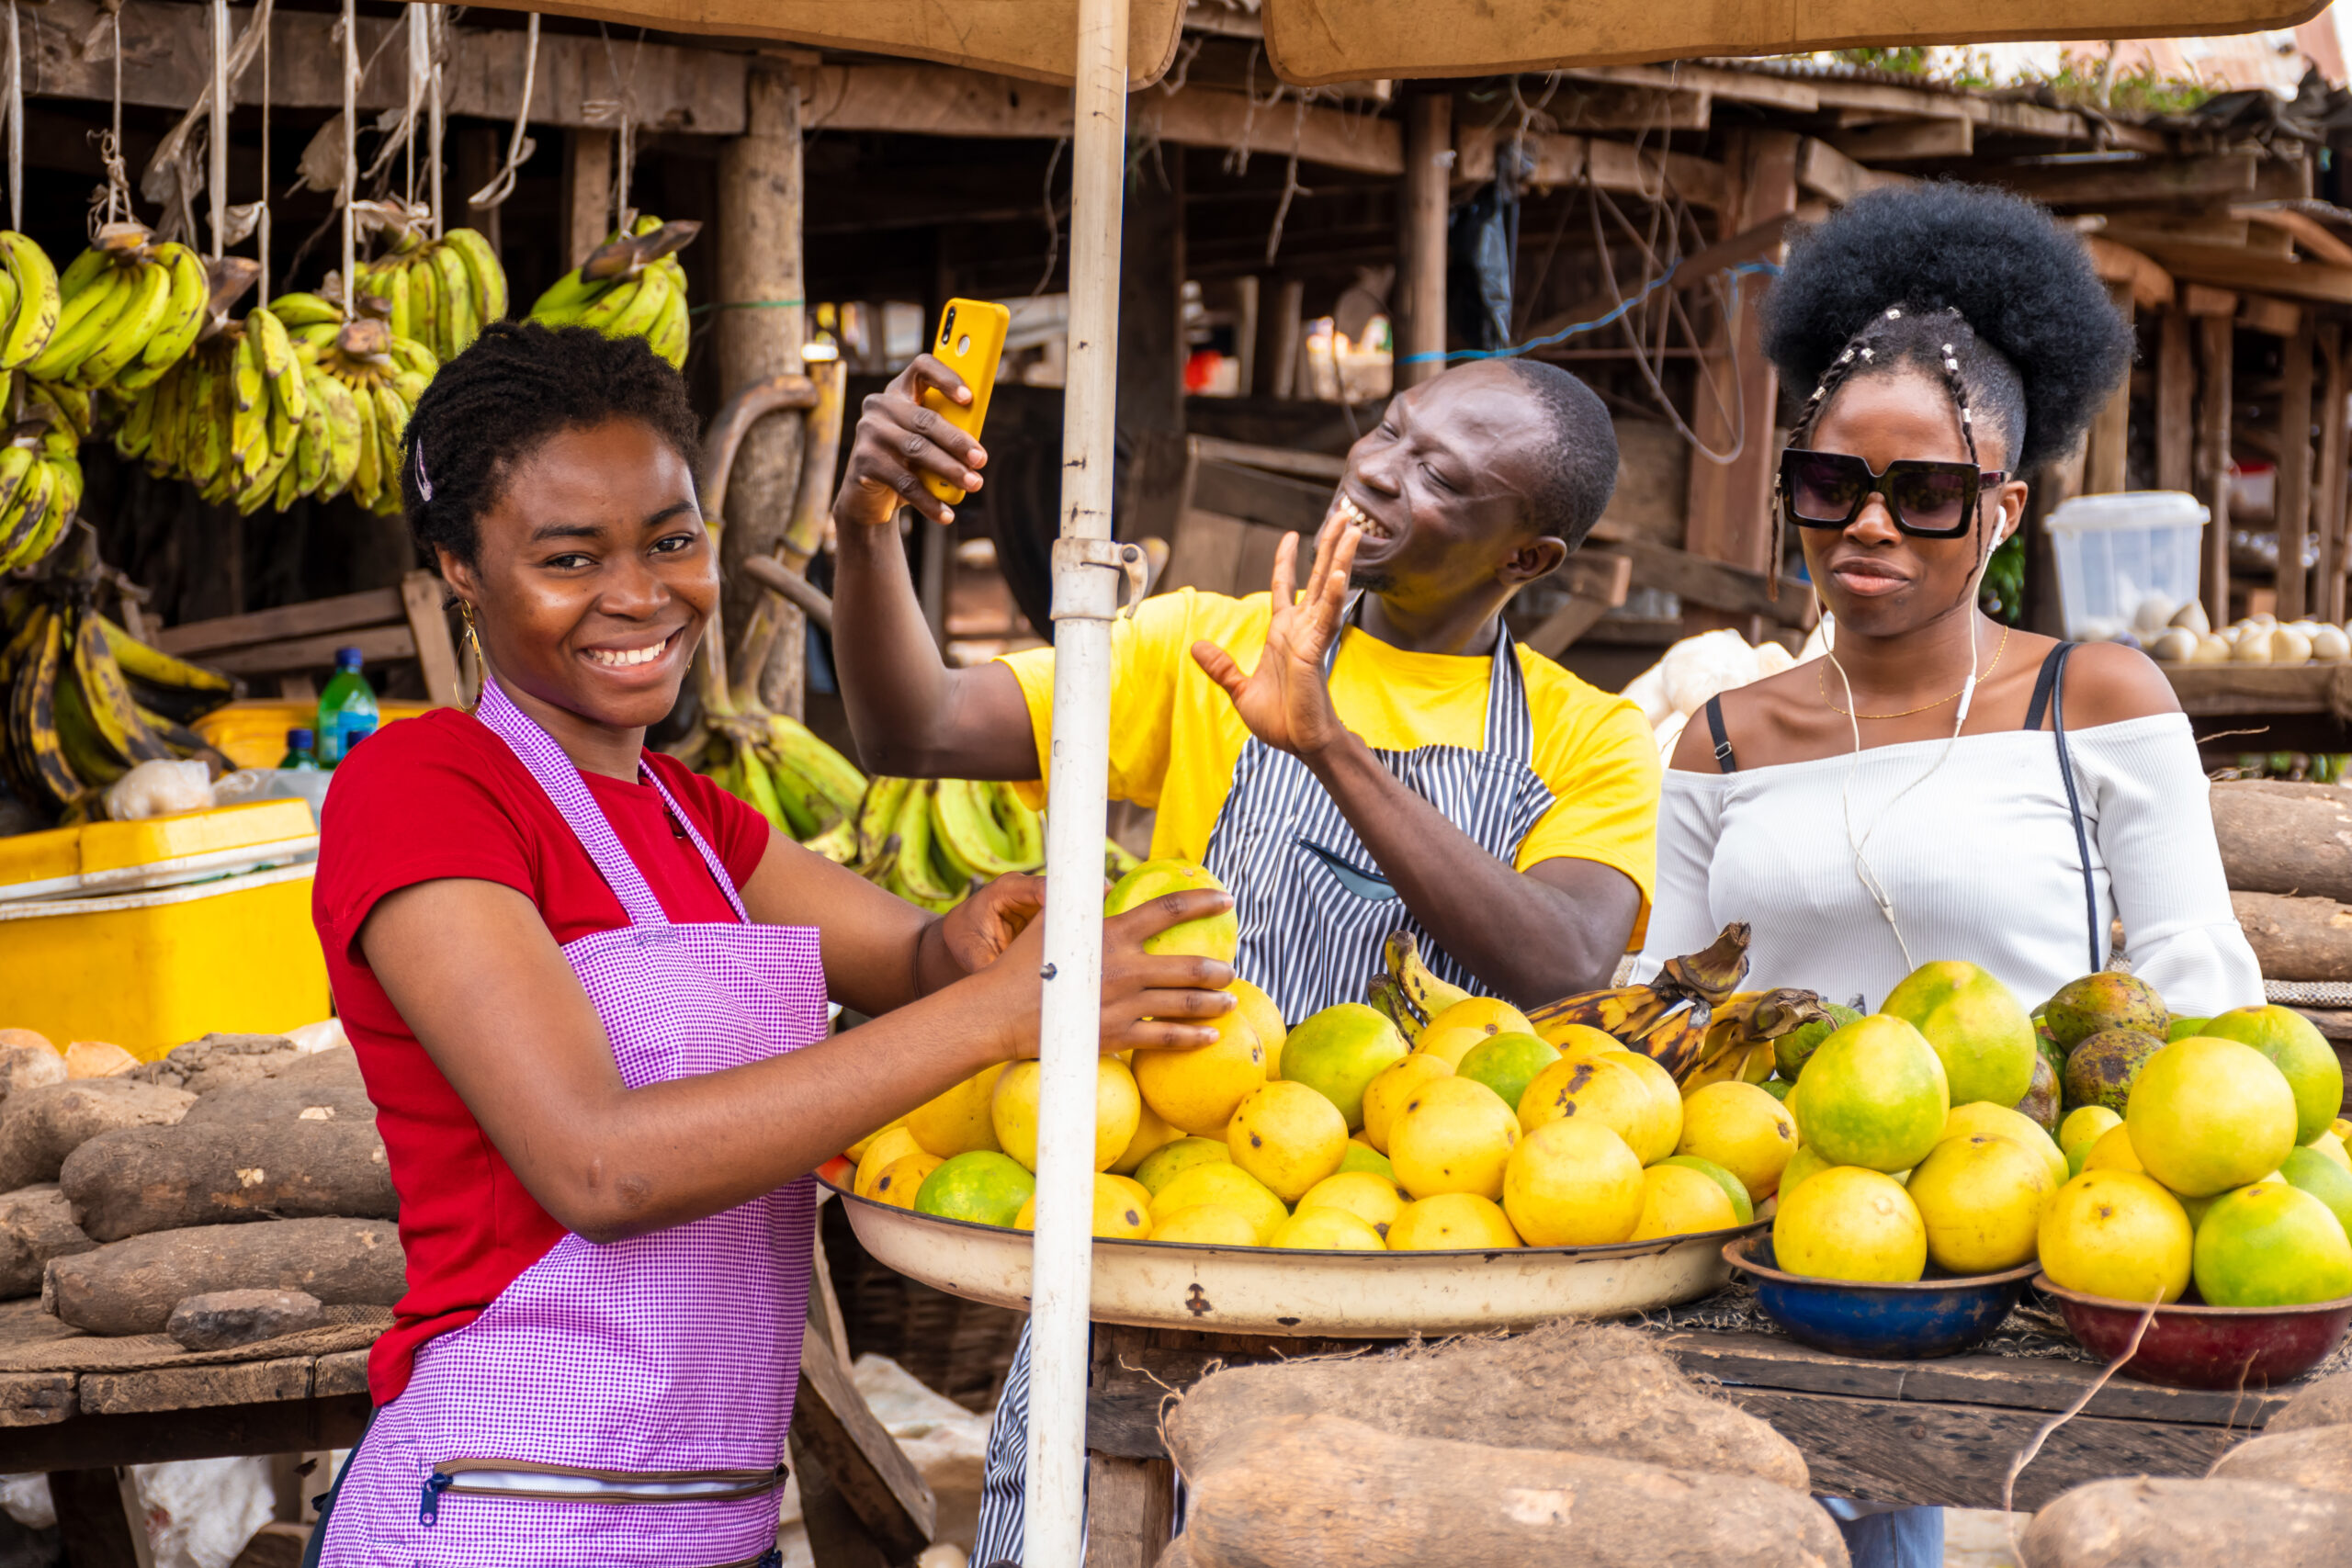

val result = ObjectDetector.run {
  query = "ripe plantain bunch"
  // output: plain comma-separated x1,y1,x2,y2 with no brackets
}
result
272,293,437,516
25,223,208,394
116,299,312,516
0,230,62,373
526,215,697,370
0,381,92,573
0,577,234,821
697,707,869,848
355,225,507,365
1367,922,1812,1089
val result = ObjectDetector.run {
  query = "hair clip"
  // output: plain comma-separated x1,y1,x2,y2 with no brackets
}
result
415,440,434,502
1886,308,1903,319
1860,347,1875,361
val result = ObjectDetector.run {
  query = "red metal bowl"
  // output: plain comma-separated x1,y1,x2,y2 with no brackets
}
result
2034,1275,2352,1390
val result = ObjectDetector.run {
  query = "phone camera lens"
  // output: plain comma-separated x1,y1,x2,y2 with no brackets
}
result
940,305,957,344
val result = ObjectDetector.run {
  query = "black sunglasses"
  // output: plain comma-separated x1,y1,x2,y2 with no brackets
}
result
1778,448,2007,539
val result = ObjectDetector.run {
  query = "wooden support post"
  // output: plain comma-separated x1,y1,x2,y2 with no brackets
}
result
1395,92,1451,390
2279,310,2316,621
2083,283,2134,495
2319,321,2348,623
1683,130,1801,641
49,1468,146,1568
715,62,808,716
452,123,501,254
1259,277,1305,400
1229,275,1260,397
2157,308,2195,494
1117,146,1185,510
2198,314,2237,628
563,129,614,269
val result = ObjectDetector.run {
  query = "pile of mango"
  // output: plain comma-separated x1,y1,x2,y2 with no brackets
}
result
840,863,1796,1252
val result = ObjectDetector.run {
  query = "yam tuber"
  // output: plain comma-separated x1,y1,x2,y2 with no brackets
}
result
60,1118,395,1241
1179,1413,1848,1568
1162,1321,1810,1495
2208,1425,2352,1493
0,1183,94,1299
2267,1369,2352,1433
2021,1475,2352,1566
2211,783,2352,904
0,1043,65,1107
0,1078,195,1190
44,1217,403,1335
178,1046,374,1126
2229,892,2352,982
129,1032,308,1097
63,1041,139,1079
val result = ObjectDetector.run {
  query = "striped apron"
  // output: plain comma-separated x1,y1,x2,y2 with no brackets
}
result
1200,606,1556,1022
970,609,1554,1565
317,676,827,1568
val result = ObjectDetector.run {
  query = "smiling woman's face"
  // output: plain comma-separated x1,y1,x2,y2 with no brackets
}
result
1799,367,2025,641
441,416,714,733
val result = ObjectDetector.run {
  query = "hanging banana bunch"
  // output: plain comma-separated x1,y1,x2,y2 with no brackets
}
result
527,215,696,370
0,570,234,823
0,384,90,575
25,224,208,393
116,293,313,518
355,222,508,365
0,231,61,373
274,293,436,515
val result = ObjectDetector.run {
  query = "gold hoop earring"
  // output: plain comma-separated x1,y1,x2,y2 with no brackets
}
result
457,602,483,709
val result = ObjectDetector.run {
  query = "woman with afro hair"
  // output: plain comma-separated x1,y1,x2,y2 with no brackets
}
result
302,322,1238,1567
1634,184,2261,1566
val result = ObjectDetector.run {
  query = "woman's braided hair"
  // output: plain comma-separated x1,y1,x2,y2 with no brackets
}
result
400,320,703,569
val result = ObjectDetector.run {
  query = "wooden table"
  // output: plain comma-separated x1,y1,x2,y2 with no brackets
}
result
2164,662,2352,756
1077,1322,2292,1568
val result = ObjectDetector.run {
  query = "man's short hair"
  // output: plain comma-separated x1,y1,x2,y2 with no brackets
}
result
1499,359,1618,549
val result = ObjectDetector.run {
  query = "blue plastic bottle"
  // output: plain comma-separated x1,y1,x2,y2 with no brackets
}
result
277,728,322,771
316,649,380,767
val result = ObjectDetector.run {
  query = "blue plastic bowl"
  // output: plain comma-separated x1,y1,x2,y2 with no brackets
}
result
1723,1235,2041,1359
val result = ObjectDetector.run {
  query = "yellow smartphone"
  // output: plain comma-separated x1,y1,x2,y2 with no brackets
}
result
918,297,1010,505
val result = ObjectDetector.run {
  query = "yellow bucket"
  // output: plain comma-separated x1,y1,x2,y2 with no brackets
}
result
0,863,331,1058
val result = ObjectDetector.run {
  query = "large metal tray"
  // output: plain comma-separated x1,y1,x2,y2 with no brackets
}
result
818,1162,1760,1337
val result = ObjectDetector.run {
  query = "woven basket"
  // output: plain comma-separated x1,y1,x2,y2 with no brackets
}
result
822,1199,1025,1413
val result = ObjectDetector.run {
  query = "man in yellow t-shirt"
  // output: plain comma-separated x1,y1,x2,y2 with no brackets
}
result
831,355,1661,1567
830,354,1659,1021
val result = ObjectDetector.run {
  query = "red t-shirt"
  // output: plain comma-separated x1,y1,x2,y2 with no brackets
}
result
311,706,773,1405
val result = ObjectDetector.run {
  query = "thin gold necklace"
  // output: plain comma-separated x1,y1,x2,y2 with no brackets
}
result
1820,626,2010,719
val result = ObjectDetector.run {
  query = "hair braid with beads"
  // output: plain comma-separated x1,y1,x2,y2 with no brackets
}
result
400,320,704,570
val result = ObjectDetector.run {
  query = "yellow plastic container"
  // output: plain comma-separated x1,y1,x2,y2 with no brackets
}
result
198,699,435,769
0,798,317,902
0,863,330,1058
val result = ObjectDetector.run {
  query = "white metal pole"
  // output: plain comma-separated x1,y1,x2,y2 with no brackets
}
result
1024,0,1127,1561
209,0,229,259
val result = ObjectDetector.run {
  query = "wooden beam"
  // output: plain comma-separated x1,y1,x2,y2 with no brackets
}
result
2084,281,2135,497
1551,83,1710,133
1987,153,2260,209
2318,322,2348,623
2183,284,2241,318
1515,214,1793,347
1525,552,1634,658
2085,236,2175,312
2242,293,2305,337
26,0,747,133
1683,130,1801,641
564,130,615,275
801,65,1404,175
794,1325,936,1562
1830,117,1973,162
2131,239,2352,309
2237,205,2352,267
1793,138,1914,207
1394,94,1449,389
2157,309,2196,494
2280,310,2318,620
2200,313,2238,628
1566,63,1822,114
1452,126,1725,209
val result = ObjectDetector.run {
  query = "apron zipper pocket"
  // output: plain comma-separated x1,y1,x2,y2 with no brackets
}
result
418,1459,788,1525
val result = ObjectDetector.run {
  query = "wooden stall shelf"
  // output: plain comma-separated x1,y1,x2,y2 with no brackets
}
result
151,570,465,705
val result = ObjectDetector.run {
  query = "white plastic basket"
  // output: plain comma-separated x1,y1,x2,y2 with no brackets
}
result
2044,491,2209,643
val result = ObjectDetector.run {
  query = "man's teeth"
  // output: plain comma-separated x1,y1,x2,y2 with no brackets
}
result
588,638,668,668
1334,495,1386,537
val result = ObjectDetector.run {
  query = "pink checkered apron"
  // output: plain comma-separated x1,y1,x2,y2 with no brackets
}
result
317,676,826,1568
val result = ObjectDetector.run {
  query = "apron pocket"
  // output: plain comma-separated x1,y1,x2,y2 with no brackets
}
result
418,1458,788,1523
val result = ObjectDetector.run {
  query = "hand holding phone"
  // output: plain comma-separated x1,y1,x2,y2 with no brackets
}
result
919,298,1010,506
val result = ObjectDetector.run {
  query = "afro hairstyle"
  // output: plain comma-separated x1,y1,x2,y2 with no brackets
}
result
1760,182,2131,474
401,320,702,570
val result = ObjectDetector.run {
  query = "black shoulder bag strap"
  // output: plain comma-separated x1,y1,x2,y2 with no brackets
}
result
2038,642,2104,974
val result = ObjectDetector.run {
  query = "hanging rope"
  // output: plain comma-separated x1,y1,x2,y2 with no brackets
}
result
340,0,356,293
6,1,22,232
209,0,229,258
256,0,270,301
468,12,537,210
89,9,134,237
402,4,426,213
426,5,445,238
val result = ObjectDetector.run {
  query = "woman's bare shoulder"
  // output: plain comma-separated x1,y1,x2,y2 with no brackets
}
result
2058,640,2183,728
1667,661,1820,774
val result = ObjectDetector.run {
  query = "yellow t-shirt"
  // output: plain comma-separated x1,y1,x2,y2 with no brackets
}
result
997,588,1662,940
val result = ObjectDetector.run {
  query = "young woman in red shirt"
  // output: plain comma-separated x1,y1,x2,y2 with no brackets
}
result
306,321,1234,1567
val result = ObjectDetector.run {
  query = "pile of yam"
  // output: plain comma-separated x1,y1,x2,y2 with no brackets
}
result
2211,781,2352,981
2021,1368,2352,1566
0,1028,405,1338
1154,1322,1848,1568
